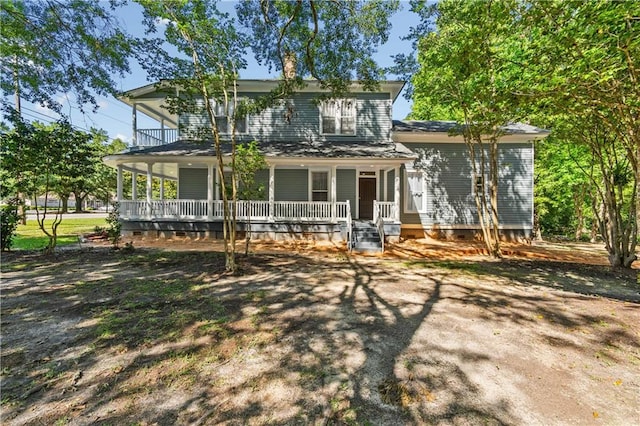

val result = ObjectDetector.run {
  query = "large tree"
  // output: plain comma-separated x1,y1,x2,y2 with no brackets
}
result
521,1,639,267
136,0,400,272
410,0,525,258
0,110,96,253
0,0,133,113
408,0,638,267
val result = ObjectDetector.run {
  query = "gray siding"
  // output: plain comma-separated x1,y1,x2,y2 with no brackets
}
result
179,92,392,143
274,169,308,201
386,169,396,201
336,169,356,214
401,142,533,228
178,168,208,199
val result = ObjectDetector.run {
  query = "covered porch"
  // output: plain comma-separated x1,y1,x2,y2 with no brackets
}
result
105,151,405,242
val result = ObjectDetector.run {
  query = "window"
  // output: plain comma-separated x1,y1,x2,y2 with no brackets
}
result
311,171,329,201
210,99,247,134
473,175,485,195
404,169,425,213
320,99,356,135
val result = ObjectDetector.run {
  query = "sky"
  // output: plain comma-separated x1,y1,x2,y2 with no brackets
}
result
16,1,421,145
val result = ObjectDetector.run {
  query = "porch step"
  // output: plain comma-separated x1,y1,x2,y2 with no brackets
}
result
351,221,383,253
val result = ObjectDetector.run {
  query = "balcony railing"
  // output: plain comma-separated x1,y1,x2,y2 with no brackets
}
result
119,199,351,222
135,128,179,147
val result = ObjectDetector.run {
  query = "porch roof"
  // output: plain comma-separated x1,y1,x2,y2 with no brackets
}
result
392,120,549,135
113,139,416,160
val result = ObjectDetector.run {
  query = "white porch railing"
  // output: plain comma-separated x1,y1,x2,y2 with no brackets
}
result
119,199,350,222
135,129,179,147
373,201,398,223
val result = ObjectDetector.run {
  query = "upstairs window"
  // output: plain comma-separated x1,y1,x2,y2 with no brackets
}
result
210,99,247,134
320,99,356,135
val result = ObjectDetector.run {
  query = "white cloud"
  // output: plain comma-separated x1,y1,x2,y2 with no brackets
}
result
154,17,171,27
114,133,131,143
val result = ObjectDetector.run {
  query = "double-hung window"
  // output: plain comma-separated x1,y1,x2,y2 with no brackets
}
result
320,99,356,135
404,168,425,213
210,99,247,134
311,171,329,201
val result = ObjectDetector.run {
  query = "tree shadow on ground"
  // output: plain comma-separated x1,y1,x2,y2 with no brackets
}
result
1,248,638,425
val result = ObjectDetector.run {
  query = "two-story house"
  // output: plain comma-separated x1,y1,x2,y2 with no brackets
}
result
103,80,548,250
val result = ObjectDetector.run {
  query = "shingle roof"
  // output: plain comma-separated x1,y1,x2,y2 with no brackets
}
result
392,120,549,135
124,139,416,159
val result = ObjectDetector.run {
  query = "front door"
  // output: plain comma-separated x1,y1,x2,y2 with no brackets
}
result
358,178,376,220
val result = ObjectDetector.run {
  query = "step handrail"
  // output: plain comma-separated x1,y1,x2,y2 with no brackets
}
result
374,200,385,252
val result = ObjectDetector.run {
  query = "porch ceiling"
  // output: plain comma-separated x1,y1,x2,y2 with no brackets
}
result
118,162,179,179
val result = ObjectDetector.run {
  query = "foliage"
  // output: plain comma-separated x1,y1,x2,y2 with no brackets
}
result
407,0,639,267
106,202,122,249
1,198,19,251
235,141,268,256
136,0,249,272
0,109,96,253
520,1,639,267
88,137,128,208
0,0,134,112
122,172,177,200
136,0,399,271
236,0,400,96
410,0,526,258
534,136,594,238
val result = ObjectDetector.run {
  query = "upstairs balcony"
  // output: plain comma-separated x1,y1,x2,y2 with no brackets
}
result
134,128,179,147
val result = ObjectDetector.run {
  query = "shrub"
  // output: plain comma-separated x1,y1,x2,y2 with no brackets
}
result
106,202,121,248
1,199,20,251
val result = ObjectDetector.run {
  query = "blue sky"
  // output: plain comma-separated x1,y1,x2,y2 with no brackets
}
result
17,1,420,144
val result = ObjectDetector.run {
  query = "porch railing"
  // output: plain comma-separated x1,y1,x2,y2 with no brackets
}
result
119,199,350,222
135,128,179,147
373,201,398,223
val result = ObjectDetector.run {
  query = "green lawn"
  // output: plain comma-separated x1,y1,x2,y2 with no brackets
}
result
12,217,108,250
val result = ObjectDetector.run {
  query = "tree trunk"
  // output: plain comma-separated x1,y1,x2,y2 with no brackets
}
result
74,192,86,213
60,195,69,214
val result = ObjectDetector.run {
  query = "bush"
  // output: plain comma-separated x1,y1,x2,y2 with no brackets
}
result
106,202,121,248
1,199,20,251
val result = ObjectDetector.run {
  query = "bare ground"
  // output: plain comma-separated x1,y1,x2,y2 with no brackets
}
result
1,239,638,425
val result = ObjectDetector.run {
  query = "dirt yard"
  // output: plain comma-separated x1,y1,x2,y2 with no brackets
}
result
1,240,638,425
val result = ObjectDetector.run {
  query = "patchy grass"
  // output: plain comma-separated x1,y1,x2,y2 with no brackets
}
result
12,217,106,250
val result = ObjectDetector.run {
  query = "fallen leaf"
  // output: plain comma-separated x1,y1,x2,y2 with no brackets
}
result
593,411,599,419
614,379,622,386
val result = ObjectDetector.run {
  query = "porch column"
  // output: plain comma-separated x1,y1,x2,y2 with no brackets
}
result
132,172,138,201
160,118,166,144
268,165,275,221
207,163,214,220
116,165,123,202
146,162,154,217
132,103,137,146
331,165,337,222
383,169,388,202
394,166,401,222
159,178,165,200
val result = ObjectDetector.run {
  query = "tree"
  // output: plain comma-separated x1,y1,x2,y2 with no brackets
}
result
534,135,595,239
235,141,268,256
1,110,95,253
136,0,400,272
410,0,524,258
0,0,134,113
236,0,400,96
521,1,639,267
